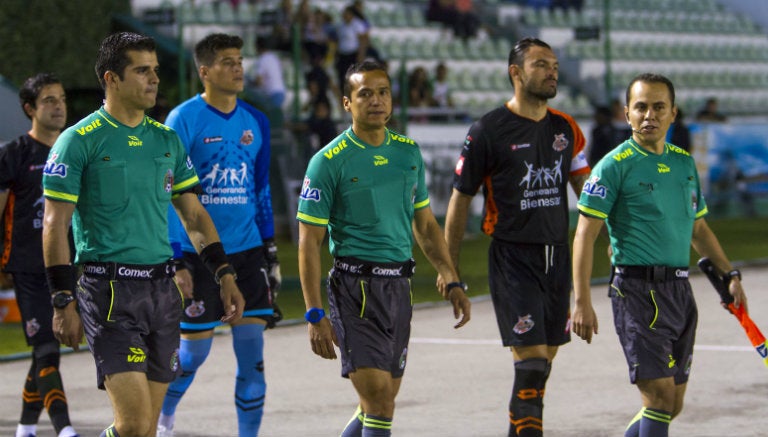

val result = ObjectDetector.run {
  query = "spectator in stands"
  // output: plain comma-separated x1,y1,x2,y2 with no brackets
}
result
426,0,458,33
696,97,727,122
408,66,436,109
454,0,480,42
610,97,633,143
273,0,295,53
248,36,286,112
432,62,454,109
349,1,382,61
334,5,371,101
587,105,618,167
302,7,334,63
667,108,691,153
304,53,341,113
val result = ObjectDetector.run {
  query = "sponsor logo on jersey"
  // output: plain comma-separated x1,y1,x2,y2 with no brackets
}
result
463,136,471,150
127,347,147,363
513,314,535,334
510,143,531,151
203,136,223,144
75,119,102,136
185,300,206,318
118,266,154,278
657,163,670,173
455,156,465,175
146,118,170,130
518,157,564,210
43,153,67,178
552,133,568,152
612,148,634,161
373,155,388,166
127,135,143,147
582,175,607,198
83,264,108,275
299,176,321,202
199,162,249,205
164,169,174,193
371,266,403,276
26,318,40,338
240,129,254,146
389,132,414,145
324,139,349,159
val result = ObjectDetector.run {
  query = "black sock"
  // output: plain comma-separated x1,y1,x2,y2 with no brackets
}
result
19,360,43,425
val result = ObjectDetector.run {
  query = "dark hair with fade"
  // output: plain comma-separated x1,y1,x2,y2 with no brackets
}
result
507,37,552,85
343,60,391,97
194,33,243,69
95,32,156,90
625,73,676,107
19,73,62,120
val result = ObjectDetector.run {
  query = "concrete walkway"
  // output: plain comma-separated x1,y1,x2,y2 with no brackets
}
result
1,268,766,436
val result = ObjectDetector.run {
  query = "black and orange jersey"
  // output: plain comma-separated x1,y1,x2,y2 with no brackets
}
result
453,106,590,245
0,134,49,273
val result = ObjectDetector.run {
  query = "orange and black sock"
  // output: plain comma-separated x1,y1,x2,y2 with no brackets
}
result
508,358,550,437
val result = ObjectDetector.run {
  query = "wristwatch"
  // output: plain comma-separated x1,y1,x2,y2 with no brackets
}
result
304,307,326,324
727,269,742,281
214,265,237,285
446,281,468,292
51,291,76,309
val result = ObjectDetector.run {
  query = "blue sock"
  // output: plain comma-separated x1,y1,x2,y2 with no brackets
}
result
340,405,364,437
99,425,119,437
161,336,213,417
362,414,392,437
232,324,266,437
639,408,671,437
624,408,643,437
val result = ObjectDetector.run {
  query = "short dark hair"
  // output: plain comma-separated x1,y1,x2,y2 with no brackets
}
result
194,33,243,69
95,32,156,89
343,60,391,97
508,37,551,67
19,73,62,119
625,73,676,107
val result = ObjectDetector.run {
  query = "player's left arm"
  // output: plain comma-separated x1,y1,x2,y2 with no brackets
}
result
413,206,470,328
691,217,747,310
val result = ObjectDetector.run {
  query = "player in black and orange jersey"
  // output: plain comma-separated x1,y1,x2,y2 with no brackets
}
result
0,73,80,437
439,38,591,437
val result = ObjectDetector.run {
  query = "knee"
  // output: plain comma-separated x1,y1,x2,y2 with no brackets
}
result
116,417,153,437
671,398,684,418
33,341,61,371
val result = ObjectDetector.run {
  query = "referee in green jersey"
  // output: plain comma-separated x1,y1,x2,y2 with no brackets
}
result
572,73,748,437
42,32,245,437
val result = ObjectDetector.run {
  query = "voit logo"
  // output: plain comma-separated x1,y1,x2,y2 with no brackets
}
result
127,347,147,363
128,135,143,147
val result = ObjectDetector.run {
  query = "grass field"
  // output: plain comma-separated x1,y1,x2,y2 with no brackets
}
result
1,216,766,358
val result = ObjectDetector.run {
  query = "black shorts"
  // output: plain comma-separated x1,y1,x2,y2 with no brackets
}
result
180,247,274,332
610,273,698,384
327,258,414,379
12,272,56,346
78,271,183,389
488,240,571,348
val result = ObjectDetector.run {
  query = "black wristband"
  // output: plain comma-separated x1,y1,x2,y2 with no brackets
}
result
727,269,742,281
446,281,468,292
46,265,75,293
199,242,229,274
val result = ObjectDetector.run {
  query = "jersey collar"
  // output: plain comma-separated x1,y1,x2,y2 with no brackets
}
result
627,138,670,157
344,127,392,149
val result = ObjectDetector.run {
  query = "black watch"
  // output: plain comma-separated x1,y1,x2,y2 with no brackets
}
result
305,307,326,324
51,291,76,309
727,269,742,281
446,281,468,292
214,265,237,285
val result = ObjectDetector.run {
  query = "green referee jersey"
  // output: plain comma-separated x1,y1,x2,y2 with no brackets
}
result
297,127,429,263
43,107,200,265
577,139,707,267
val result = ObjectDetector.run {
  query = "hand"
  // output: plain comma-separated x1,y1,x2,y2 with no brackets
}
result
448,287,471,329
219,275,245,323
308,317,338,360
436,274,448,298
572,301,598,344
175,268,194,299
728,277,748,313
52,300,83,350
